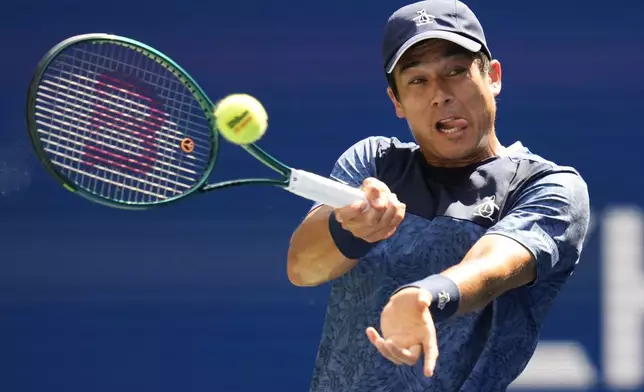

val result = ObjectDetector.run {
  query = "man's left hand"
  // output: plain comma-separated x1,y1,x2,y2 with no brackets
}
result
366,287,439,377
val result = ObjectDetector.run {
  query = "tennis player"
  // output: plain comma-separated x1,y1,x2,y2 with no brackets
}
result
286,0,591,390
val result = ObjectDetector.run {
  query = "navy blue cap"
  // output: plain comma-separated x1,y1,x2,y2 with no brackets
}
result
382,0,491,74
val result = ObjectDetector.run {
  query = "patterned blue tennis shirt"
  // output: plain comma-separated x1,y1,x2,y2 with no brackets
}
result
307,136,590,392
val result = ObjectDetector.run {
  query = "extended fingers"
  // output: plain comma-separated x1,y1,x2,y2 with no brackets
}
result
385,341,421,366
366,327,402,365
366,327,421,367
422,320,439,377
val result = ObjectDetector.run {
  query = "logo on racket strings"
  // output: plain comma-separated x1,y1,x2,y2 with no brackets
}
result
180,138,195,153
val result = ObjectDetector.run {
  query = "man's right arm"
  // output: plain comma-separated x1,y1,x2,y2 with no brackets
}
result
286,205,358,287
286,137,406,287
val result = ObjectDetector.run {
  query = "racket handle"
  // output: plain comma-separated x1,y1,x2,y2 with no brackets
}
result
286,169,367,209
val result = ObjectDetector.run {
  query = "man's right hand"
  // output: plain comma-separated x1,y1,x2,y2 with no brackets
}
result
334,177,406,243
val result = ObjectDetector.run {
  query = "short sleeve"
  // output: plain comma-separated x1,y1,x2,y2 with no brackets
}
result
329,137,388,186
309,137,389,211
485,170,591,285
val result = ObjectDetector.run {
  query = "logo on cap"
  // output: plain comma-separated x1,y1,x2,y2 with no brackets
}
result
413,9,435,26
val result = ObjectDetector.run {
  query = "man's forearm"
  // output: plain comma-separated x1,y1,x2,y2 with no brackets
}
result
401,233,537,318
442,234,536,314
440,258,504,315
286,206,359,287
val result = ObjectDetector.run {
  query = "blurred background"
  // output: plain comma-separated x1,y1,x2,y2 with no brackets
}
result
0,0,642,391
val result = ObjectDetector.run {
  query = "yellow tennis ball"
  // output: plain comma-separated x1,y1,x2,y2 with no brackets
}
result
213,94,268,145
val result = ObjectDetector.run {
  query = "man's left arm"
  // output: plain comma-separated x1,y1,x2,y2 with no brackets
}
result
408,170,591,320
366,170,591,375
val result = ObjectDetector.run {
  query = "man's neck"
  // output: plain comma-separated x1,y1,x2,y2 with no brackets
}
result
422,136,505,168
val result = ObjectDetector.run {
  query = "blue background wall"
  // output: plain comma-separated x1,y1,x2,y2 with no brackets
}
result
0,0,642,391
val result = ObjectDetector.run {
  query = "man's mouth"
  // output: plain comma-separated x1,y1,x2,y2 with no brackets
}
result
435,117,469,134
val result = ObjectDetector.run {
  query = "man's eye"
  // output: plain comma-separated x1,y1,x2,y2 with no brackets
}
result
447,67,466,76
409,77,426,85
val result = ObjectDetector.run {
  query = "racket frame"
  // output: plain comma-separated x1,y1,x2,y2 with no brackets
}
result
26,33,293,210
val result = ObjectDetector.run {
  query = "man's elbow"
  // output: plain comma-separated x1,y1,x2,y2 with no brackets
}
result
286,250,325,287
287,270,323,287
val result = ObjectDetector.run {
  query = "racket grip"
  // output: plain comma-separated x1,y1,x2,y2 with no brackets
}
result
286,169,367,209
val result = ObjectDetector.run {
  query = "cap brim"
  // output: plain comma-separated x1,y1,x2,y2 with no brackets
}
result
386,30,482,73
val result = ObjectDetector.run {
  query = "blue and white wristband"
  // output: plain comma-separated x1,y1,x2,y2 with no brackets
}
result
394,274,461,322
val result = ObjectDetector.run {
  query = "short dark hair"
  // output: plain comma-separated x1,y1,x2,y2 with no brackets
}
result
386,48,491,100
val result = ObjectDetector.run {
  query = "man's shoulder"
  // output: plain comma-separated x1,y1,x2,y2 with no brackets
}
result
497,143,590,232
336,136,420,179
502,142,587,190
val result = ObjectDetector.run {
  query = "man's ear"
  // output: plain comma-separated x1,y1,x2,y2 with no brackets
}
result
387,86,405,119
488,59,502,97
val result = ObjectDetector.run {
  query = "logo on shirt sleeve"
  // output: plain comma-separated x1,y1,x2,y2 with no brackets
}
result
473,196,500,221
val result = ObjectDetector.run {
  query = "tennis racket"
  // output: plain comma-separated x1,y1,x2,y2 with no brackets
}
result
26,33,367,210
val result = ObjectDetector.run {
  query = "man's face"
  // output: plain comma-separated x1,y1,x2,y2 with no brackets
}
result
387,39,502,166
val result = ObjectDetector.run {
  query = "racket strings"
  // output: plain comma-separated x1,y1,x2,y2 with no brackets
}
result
52,57,213,143
34,42,215,204
34,96,203,173
35,81,208,162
